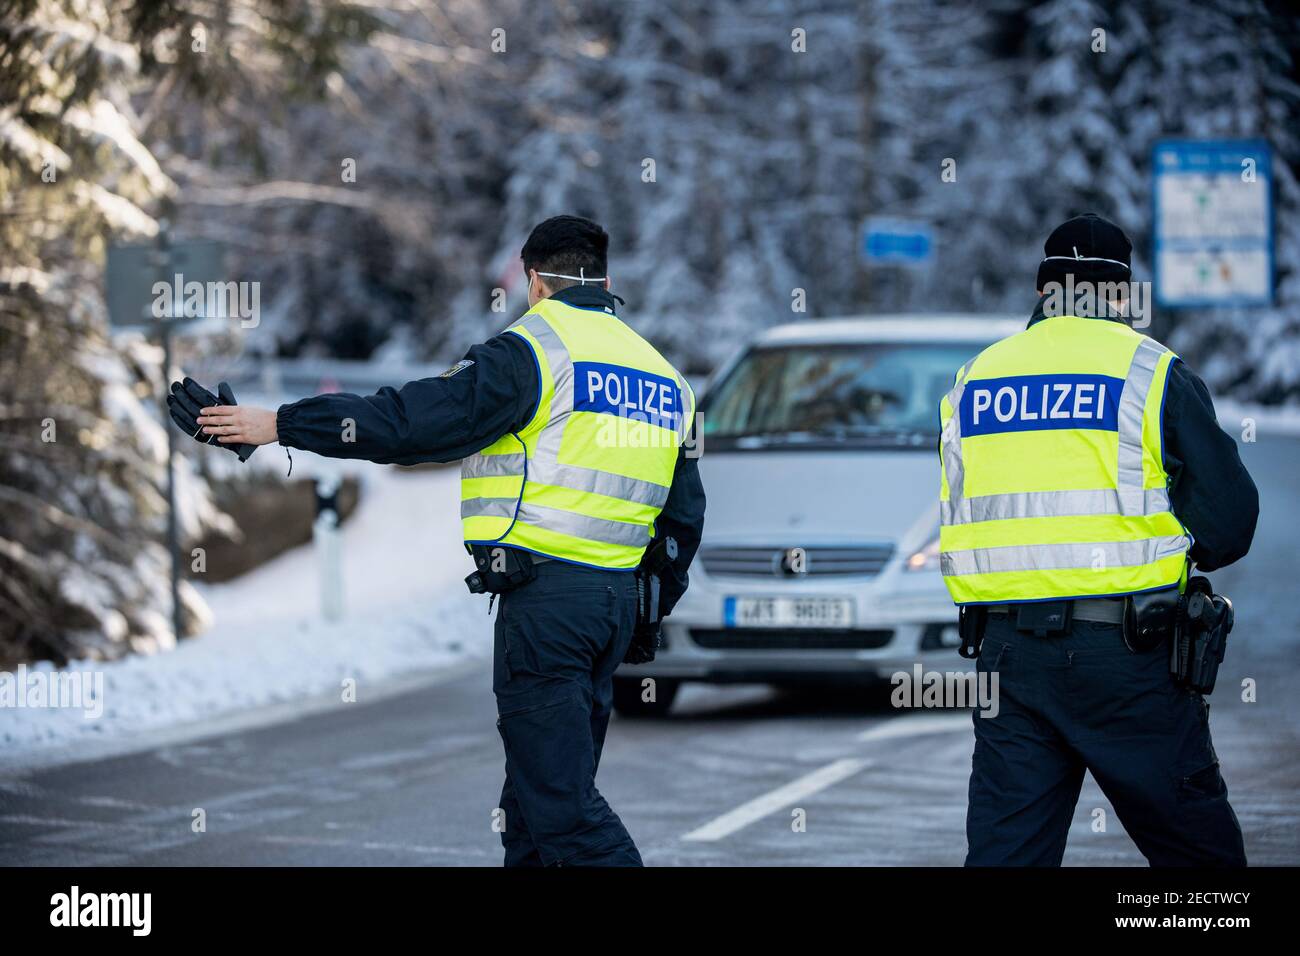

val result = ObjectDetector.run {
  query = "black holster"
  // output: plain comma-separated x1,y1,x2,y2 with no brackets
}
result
1170,576,1234,695
464,545,538,595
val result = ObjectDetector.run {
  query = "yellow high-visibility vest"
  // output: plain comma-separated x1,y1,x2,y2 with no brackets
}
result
938,315,1190,605
460,296,694,569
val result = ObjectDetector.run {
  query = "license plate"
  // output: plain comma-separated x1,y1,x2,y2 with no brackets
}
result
726,596,854,629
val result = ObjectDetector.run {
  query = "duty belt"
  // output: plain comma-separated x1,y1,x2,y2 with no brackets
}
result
985,597,1125,625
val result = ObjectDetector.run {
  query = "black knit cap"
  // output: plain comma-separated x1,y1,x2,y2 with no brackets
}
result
1036,213,1132,290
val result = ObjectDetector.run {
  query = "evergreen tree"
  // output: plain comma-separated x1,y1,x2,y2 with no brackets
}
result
478,0,872,372
1123,0,1300,400
0,0,364,662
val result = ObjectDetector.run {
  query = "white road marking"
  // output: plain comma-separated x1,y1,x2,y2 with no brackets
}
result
256,834,495,858
857,712,971,742
681,757,872,842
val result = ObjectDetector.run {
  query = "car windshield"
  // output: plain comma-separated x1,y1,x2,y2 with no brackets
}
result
701,340,985,447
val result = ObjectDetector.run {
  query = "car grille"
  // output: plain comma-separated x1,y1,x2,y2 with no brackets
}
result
699,544,895,578
690,628,894,650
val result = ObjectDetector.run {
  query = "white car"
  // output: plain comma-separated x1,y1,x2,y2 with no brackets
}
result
612,313,1025,716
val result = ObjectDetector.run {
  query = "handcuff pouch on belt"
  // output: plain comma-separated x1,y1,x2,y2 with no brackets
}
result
464,544,538,595
1122,586,1181,653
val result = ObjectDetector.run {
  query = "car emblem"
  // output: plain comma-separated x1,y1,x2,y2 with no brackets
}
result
777,547,809,576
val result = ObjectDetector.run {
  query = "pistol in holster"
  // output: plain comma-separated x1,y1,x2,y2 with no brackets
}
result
1123,575,1233,695
1170,577,1233,695
624,536,678,665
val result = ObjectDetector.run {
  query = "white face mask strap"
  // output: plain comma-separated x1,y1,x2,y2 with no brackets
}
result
1041,251,1130,270
535,268,607,285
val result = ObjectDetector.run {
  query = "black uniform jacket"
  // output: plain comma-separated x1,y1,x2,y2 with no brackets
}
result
1025,299,1258,572
275,285,706,615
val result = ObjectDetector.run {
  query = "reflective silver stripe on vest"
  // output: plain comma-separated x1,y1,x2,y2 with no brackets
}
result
670,368,692,444
940,359,975,503
461,309,679,545
529,458,670,508
940,487,1172,525
515,502,649,548
521,313,573,465
1115,337,1168,511
461,497,519,521
461,453,526,480
940,534,1189,576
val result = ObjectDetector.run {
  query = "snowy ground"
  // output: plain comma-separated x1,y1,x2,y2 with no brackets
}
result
0,461,493,770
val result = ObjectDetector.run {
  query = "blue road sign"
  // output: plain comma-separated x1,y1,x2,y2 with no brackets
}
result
862,217,934,267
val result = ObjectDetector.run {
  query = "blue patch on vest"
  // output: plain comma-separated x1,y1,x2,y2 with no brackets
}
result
573,361,682,432
959,373,1125,436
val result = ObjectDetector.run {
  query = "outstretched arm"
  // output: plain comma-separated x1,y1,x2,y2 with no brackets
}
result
197,333,539,465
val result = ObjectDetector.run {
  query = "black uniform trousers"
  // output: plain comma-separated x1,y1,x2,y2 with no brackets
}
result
492,560,643,867
966,614,1246,866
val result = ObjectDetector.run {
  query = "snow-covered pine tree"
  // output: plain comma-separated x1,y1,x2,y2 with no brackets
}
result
475,0,872,372
2,0,211,662
869,0,1300,397
860,0,1028,314
0,0,367,663
1115,0,1300,401
157,0,536,363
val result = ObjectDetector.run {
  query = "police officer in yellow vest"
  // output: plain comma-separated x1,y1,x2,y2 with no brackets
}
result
182,216,706,866
940,214,1257,866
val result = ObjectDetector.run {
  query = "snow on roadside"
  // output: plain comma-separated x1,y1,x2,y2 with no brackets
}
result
1213,400,1300,438
0,460,494,766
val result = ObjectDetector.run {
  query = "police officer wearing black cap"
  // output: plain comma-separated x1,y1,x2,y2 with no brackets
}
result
939,213,1258,866
168,215,706,867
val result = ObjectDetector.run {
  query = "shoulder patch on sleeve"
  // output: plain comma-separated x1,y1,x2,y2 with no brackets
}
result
438,359,474,379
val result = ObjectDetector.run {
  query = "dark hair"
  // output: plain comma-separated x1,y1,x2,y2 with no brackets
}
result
520,215,609,291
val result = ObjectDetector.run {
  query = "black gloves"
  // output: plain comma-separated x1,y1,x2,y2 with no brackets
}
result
167,377,257,462
622,536,678,665
622,621,662,665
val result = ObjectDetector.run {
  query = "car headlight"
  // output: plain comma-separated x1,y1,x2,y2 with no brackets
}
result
904,535,941,572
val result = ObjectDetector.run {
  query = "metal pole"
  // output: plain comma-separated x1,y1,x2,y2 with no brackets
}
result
156,222,183,645
162,322,183,644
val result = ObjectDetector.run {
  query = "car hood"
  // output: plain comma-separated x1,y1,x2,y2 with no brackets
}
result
697,449,939,547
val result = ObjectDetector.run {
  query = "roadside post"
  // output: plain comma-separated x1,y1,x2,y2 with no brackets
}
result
106,225,226,644
313,474,345,622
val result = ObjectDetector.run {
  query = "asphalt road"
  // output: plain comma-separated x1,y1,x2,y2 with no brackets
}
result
2,432,1297,867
